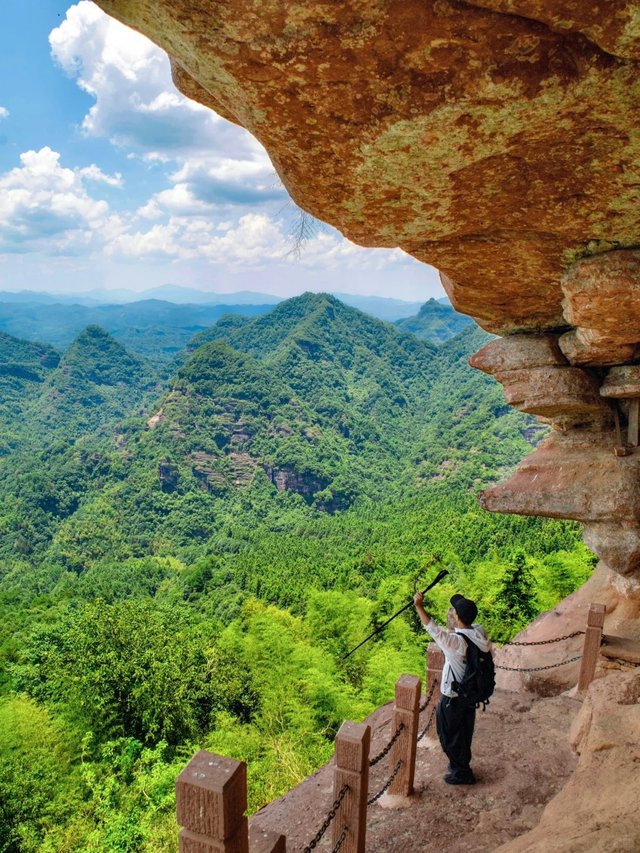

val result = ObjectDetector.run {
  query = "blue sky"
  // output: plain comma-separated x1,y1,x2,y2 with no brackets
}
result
0,1,443,300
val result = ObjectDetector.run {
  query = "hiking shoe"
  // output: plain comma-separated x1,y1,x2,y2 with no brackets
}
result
443,772,476,785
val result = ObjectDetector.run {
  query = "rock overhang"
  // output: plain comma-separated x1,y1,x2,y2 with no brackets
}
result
94,0,640,575
95,0,640,334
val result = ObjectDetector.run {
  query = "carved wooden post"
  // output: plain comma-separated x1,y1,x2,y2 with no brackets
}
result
249,825,286,853
425,642,444,719
577,603,606,694
332,721,370,853
176,750,248,853
388,674,421,796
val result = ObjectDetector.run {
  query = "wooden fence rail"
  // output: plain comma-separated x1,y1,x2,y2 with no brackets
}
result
176,602,607,851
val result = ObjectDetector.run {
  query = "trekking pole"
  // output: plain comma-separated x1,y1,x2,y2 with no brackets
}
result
342,569,449,660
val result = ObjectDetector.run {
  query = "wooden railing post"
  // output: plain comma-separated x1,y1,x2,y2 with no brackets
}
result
176,750,248,853
249,825,286,853
333,721,370,853
577,603,606,694
425,643,444,720
388,675,421,796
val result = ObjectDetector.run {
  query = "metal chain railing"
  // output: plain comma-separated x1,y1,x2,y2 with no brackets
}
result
368,722,405,767
302,784,349,853
495,654,582,672
330,827,348,853
367,759,403,806
504,631,585,646
418,679,437,713
416,706,436,743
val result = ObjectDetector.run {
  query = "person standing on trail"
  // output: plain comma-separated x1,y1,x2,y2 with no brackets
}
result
413,591,492,785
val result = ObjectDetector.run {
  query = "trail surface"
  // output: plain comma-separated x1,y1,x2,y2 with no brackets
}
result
252,688,579,852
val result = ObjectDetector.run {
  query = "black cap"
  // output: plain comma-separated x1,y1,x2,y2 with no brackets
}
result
450,594,478,625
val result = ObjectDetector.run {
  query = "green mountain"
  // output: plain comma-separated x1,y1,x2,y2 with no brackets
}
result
0,296,593,851
187,292,436,418
25,325,157,440
0,332,60,454
395,297,473,344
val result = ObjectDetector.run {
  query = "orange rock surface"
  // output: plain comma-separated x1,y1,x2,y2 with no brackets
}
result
96,0,640,334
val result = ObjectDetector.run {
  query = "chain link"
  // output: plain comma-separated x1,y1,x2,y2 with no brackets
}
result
302,784,349,853
504,631,585,646
416,706,436,743
418,680,437,713
495,654,582,672
330,827,348,853
367,760,403,806
369,722,405,767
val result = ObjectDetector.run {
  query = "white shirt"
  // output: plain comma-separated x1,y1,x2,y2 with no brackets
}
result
423,619,492,697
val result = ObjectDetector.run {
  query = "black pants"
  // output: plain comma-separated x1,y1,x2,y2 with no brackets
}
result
436,695,476,779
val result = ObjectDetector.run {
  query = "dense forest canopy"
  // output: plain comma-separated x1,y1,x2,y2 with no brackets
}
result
0,293,593,852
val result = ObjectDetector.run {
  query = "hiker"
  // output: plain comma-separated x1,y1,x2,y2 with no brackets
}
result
413,591,492,785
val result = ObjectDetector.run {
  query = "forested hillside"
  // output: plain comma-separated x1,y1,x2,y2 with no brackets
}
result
394,297,474,344
0,295,594,853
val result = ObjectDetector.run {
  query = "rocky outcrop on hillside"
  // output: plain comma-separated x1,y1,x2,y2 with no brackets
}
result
497,669,640,852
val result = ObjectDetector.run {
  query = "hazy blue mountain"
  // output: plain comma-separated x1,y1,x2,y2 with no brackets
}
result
0,299,274,361
395,298,473,344
331,293,425,321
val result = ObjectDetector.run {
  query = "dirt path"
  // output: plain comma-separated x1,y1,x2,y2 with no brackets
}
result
251,689,580,852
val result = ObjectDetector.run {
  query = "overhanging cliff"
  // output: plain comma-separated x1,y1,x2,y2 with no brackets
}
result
94,0,640,580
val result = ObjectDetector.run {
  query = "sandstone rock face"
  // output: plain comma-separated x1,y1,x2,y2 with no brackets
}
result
561,251,640,365
95,0,640,335
481,429,640,574
472,329,640,574
497,669,640,853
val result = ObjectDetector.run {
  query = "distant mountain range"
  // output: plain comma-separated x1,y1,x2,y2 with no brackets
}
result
0,286,442,321
0,290,465,360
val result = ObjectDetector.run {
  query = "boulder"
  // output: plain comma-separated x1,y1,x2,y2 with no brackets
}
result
497,669,640,852
480,431,640,573
558,329,639,367
470,334,567,374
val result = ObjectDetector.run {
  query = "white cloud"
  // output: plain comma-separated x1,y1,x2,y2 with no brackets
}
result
49,2,262,165
107,213,289,266
77,163,122,186
0,147,122,255
0,107,8,120
36,3,441,297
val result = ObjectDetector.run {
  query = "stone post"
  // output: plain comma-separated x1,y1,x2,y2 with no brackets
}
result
577,603,606,694
176,750,249,853
388,674,421,796
332,721,370,853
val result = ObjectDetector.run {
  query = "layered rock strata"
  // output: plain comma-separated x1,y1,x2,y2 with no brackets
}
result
470,321,640,576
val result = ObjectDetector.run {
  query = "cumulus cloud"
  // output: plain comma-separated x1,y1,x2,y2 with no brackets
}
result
108,213,289,266
0,107,8,120
0,147,122,255
49,3,266,167
38,2,432,292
